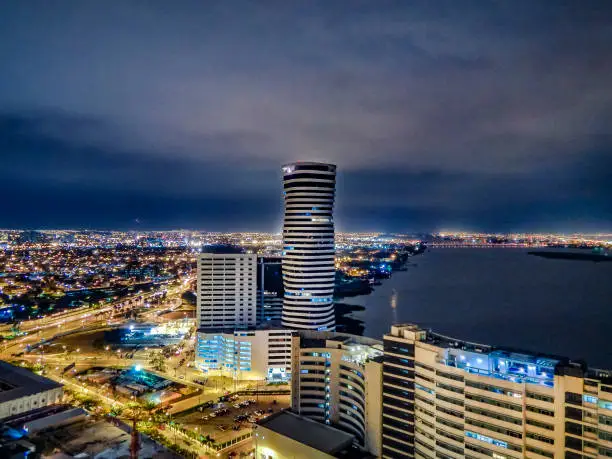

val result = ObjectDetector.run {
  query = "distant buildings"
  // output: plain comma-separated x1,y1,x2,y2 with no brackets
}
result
254,410,371,458
281,162,337,331
381,323,612,459
291,331,383,456
196,245,257,329
0,361,63,420
15,231,49,245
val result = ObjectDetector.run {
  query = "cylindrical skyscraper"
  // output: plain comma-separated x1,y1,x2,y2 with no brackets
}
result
281,162,336,331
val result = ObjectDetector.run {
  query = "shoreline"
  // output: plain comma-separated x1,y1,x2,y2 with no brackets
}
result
334,252,423,335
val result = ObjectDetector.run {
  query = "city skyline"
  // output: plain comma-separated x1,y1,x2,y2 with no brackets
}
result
2,2,612,232
1,2,610,453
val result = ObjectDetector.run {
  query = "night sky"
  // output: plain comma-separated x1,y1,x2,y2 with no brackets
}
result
1,1,611,232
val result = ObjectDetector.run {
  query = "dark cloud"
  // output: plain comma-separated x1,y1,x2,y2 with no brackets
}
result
1,1,611,231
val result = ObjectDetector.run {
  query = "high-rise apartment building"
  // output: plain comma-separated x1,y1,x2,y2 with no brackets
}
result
281,162,337,331
381,324,612,459
196,246,256,329
291,331,384,456
257,256,284,324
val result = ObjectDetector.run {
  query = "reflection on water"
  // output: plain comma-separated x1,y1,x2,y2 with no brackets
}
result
390,288,398,323
344,248,612,368
390,289,398,309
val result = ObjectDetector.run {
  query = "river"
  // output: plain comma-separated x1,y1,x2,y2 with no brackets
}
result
343,248,612,368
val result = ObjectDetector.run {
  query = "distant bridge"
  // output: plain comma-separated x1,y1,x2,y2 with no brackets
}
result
428,243,549,248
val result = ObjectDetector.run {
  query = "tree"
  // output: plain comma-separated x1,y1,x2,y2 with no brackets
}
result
149,351,166,372
141,400,157,413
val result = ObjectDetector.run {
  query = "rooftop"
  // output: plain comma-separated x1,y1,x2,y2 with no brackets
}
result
389,323,568,364
387,323,612,385
200,244,245,254
298,330,382,349
197,324,292,335
256,410,354,455
0,361,62,404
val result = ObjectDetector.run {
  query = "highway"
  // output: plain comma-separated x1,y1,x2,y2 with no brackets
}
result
1,276,192,334
0,276,192,357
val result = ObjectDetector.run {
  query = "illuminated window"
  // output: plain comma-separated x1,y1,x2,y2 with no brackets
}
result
600,400,612,411
466,431,508,449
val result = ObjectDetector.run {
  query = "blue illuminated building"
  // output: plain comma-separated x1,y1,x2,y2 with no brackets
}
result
195,327,292,381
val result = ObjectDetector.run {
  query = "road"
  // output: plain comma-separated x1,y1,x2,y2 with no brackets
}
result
1,275,192,335
0,276,192,358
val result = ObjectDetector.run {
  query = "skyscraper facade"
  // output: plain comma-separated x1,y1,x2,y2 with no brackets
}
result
257,256,284,324
281,162,337,331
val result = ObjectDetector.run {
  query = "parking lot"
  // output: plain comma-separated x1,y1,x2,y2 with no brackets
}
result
174,394,290,445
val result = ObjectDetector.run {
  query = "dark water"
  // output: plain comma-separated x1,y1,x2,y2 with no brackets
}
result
345,248,612,368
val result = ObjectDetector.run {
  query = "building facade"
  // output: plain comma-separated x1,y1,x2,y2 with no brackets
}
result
0,361,64,420
257,256,284,324
196,247,257,329
195,328,293,381
281,162,337,331
381,324,612,459
291,331,383,456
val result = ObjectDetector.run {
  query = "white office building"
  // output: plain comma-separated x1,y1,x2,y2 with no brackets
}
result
197,246,257,329
195,328,293,381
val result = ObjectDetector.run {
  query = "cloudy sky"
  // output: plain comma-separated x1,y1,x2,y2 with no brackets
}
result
1,1,611,232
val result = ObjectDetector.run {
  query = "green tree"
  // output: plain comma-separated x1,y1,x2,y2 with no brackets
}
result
149,351,166,372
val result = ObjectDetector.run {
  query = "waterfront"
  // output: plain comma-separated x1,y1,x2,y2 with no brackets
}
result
344,248,612,368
